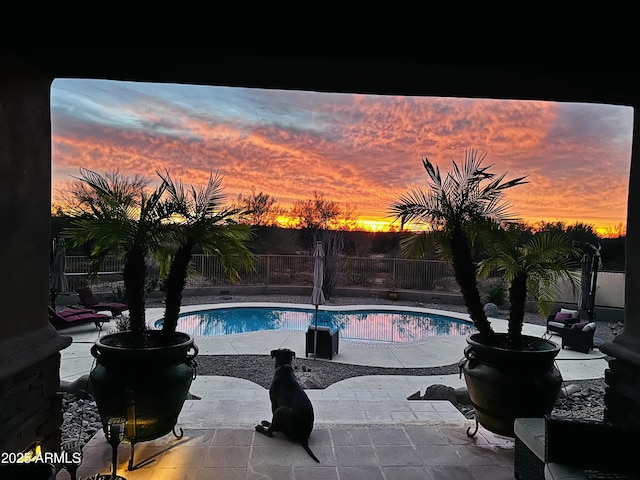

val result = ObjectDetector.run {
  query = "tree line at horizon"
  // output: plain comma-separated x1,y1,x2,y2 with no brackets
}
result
49,168,626,272
52,177,627,239
50,213,626,273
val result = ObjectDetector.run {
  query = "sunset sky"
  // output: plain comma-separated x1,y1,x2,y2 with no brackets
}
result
50,79,634,235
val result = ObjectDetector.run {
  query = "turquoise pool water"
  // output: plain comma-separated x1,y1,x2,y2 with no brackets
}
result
155,306,475,343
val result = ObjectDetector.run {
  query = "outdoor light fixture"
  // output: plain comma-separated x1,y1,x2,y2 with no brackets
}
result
17,443,42,463
0,444,56,479
93,416,127,480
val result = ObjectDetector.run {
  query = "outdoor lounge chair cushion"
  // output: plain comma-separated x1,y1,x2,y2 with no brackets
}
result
570,322,596,331
554,312,572,322
48,306,110,329
76,287,128,316
560,308,579,319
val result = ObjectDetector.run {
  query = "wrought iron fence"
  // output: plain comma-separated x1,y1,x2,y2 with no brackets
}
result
57,254,627,308
59,254,459,294
64,255,127,293
185,254,459,292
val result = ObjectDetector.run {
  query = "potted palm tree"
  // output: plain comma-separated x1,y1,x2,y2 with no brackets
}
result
390,149,577,436
461,227,580,435
64,168,254,465
156,169,255,334
64,169,170,338
477,227,580,350
389,148,527,338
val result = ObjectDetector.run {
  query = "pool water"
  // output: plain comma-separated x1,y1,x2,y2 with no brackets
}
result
155,306,475,343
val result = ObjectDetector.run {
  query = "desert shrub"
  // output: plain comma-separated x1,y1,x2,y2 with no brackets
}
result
485,283,507,307
109,286,127,303
114,314,147,332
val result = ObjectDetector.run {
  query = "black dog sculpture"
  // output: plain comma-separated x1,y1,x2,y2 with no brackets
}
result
255,348,320,462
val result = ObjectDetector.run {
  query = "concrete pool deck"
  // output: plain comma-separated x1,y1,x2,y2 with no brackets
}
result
60,303,609,383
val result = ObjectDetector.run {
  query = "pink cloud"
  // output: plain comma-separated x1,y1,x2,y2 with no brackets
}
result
51,83,632,232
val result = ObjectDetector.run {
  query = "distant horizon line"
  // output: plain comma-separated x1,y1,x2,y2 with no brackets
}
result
49,207,626,239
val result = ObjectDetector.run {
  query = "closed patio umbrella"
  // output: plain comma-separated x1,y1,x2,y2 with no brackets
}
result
578,253,591,315
311,241,325,358
50,237,68,307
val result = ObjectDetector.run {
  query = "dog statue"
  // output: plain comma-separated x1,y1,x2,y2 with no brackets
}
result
255,348,320,462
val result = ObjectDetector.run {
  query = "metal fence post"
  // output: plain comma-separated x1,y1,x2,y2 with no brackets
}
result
266,255,270,286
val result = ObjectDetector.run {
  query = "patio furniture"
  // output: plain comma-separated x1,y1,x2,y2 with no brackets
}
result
559,322,596,353
305,324,339,360
546,309,580,334
48,305,110,330
514,417,546,480
515,416,639,480
546,416,638,479
76,287,128,316
546,308,596,353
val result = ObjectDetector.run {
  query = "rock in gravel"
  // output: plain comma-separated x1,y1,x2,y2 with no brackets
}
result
61,392,102,448
454,386,471,404
59,374,94,397
421,384,458,404
296,371,323,389
558,383,581,398
483,303,500,317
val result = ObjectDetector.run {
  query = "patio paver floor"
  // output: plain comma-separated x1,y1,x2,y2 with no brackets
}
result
56,425,515,479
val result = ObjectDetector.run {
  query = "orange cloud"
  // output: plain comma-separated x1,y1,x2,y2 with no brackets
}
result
51,81,633,234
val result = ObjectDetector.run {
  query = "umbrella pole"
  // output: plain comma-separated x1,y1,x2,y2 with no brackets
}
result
314,306,318,360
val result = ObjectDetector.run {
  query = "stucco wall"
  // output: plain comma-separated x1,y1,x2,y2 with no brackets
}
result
0,48,71,455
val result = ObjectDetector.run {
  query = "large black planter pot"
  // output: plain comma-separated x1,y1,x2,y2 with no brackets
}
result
461,333,562,437
89,331,198,446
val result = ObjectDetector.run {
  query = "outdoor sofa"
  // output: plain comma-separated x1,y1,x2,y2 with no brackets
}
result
546,308,582,333
514,416,638,479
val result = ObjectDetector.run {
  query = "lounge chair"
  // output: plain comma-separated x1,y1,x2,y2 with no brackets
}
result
76,287,128,317
48,306,110,330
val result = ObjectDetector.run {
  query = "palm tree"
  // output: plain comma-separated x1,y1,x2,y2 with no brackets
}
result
63,169,172,338
158,170,256,334
478,229,580,349
389,149,527,338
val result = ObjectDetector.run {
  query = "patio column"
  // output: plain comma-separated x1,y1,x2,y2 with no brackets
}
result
0,49,72,454
599,106,640,426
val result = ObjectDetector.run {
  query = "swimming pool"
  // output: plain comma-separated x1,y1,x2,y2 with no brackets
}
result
155,305,476,343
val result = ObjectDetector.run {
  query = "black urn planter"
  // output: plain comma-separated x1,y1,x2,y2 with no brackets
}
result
460,333,562,437
89,331,198,467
